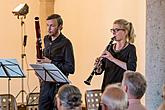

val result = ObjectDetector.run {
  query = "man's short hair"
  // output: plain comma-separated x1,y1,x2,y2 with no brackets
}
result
101,84,128,110
122,71,147,99
46,14,63,26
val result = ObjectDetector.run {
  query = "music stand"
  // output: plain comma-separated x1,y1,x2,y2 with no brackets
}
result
30,63,71,83
0,58,25,110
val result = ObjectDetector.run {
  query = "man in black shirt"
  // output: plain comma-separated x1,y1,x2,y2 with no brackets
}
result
38,14,75,110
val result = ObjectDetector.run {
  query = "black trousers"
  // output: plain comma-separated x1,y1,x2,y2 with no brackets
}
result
38,82,65,110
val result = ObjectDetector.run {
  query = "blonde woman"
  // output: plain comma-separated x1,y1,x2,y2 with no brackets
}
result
96,19,137,91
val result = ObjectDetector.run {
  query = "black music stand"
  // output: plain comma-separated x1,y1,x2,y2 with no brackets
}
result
0,58,25,110
30,63,71,83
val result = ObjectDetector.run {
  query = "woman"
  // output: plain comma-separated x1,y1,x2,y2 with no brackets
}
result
55,84,82,110
97,19,137,91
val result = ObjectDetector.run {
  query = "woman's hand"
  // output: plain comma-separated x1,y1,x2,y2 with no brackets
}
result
101,50,127,70
101,50,114,61
94,57,101,66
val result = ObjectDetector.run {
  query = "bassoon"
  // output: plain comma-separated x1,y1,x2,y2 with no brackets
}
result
34,17,43,59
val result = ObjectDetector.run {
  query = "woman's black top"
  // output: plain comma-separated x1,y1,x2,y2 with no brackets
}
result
101,43,137,91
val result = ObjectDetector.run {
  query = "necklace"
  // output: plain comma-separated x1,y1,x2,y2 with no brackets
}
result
113,42,128,52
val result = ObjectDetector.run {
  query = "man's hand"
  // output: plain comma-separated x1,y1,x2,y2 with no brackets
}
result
37,57,51,63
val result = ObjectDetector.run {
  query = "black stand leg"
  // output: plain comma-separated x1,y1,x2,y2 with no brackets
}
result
16,17,27,109
8,78,11,110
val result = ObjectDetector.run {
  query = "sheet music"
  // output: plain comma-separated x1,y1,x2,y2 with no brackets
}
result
0,58,25,78
30,63,71,83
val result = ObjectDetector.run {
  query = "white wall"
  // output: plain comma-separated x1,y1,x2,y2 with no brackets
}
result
0,0,40,102
54,0,146,104
0,0,146,104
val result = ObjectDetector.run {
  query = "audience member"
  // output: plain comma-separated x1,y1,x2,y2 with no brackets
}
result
122,71,147,110
157,84,165,110
100,84,128,110
55,84,82,110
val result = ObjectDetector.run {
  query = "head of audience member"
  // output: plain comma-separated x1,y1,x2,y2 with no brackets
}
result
100,84,128,110
55,84,82,110
122,71,147,99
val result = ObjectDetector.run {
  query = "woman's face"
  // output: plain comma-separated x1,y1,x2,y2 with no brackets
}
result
111,24,128,42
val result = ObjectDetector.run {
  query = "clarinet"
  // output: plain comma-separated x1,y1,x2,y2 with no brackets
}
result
34,17,43,59
84,37,115,85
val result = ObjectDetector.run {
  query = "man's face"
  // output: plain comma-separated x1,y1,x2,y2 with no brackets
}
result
47,19,59,36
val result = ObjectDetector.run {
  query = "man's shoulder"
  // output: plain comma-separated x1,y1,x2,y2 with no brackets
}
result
60,34,72,44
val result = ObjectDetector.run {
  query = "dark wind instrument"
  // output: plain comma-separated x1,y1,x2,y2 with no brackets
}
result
34,17,43,59
84,37,115,85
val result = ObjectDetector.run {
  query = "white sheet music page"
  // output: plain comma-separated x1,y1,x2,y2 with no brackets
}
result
0,58,25,78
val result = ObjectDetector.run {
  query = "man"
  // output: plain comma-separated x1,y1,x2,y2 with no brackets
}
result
122,71,147,110
38,14,75,110
100,84,128,110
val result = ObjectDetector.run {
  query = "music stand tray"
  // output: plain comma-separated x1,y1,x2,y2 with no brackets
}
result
0,58,25,110
30,63,71,84
0,58,25,78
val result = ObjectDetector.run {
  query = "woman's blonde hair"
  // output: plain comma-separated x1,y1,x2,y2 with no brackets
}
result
114,19,136,43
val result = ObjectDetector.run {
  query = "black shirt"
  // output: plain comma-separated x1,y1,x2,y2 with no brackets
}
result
101,43,137,91
43,33,75,77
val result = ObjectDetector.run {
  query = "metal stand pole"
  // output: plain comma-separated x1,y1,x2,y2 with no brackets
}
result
16,16,27,108
12,4,29,109
8,78,11,110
